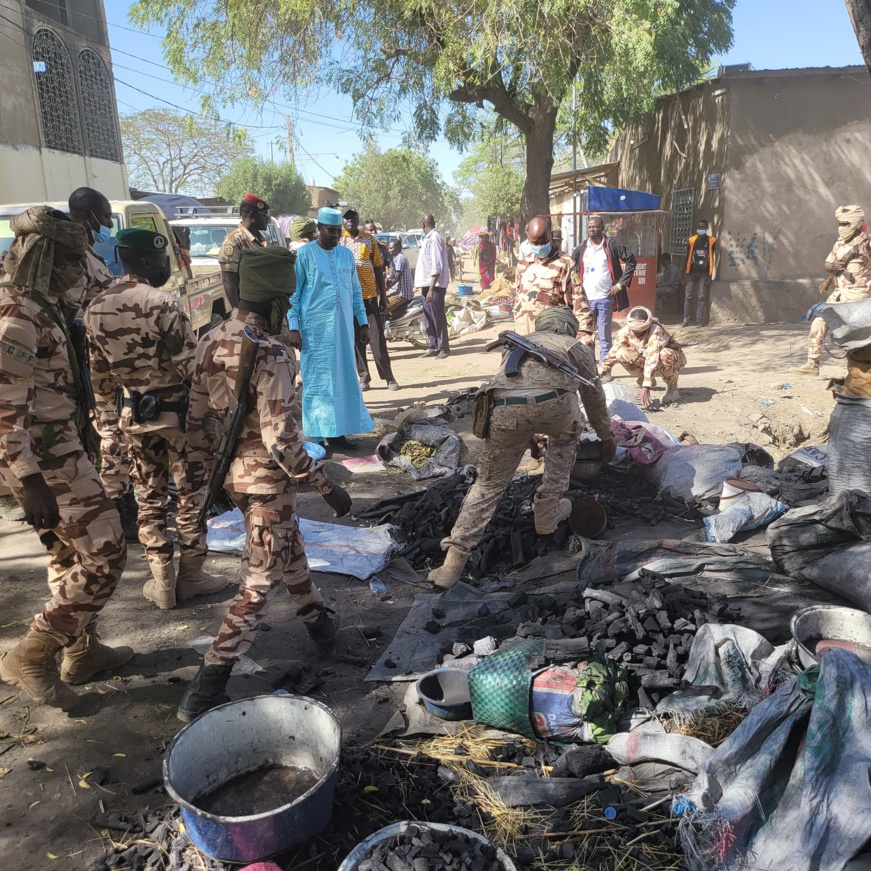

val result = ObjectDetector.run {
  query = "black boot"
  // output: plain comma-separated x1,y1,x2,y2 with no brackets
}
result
176,663,232,723
304,608,341,657
116,490,140,542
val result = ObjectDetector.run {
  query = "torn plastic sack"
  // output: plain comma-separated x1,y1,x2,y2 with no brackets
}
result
815,296,871,350
207,508,396,580
655,623,797,721
801,541,871,611
828,394,871,497
577,538,780,586
376,420,463,480
448,304,488,337
676,649,871,871
607,730,714,775
779,443,828,473
703,480,787,543
644,444,744,504
603,382,648,422
767,489,871,579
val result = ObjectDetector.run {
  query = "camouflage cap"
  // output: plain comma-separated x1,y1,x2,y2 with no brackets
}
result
116,227,169,252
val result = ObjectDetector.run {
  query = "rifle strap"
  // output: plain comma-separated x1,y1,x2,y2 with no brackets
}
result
28,289,89,440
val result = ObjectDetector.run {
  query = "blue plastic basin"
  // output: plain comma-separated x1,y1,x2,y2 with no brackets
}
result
163,694,342,862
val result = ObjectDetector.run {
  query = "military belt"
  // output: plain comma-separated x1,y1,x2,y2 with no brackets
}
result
492,389,571,407
121,398,186,413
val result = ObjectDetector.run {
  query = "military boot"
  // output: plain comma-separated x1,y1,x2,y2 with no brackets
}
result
177,663,232,723
60,619,134,685
663,385,681,404
0,494,25,522
144,559,177,610
115,490,140,542
0,629,78,710
534,496,573,535
791,361,820,376
304,607,341,656
177,555,229,601
428,546,470,590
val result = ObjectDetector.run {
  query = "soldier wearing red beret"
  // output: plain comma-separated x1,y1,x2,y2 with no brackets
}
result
218,194,271,307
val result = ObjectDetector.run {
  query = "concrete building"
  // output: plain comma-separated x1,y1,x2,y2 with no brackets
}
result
610,66,871,323
307,185,341,219
0,0,127,203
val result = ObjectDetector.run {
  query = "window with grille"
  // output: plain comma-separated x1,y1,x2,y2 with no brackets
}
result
32,28,82,155
670,188,696,256
78,49,120,161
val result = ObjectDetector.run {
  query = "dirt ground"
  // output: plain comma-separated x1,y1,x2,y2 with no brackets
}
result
0,311,842,870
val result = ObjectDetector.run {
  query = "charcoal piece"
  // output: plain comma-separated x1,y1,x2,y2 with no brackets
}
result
508,591,528,608
477,604,490,618
640,671,678,689
425,621,441,634
642,616,660,633
595,785,623,808
550,744,613,779
636,687,654,709
655,610,671,631
609,641,630,661
131,775,162,795
666,642,679,677
432,608,446,619
583,588,624,607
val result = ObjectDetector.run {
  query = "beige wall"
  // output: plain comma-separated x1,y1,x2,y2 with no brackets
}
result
612,67,871,323
1,145,127,202
1,0,126,203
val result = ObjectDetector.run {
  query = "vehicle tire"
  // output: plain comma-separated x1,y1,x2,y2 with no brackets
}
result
407,315,430,348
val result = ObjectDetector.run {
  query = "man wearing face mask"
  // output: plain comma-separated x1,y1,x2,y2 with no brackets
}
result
682,220,716,327
179,247,351,721
66,187,139,541
514,215,594,338
793,205,871,377
0,207,130,709
84,229,227,611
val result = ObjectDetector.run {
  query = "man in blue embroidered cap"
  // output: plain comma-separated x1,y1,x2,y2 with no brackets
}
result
288,208,373,451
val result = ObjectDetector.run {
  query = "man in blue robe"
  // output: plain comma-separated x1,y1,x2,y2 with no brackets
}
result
289,208,374,450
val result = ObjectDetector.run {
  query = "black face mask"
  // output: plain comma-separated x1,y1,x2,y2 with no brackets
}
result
151,263,172,288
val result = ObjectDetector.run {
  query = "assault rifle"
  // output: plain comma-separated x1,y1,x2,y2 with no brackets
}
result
484,330,599,388
197,328,261,531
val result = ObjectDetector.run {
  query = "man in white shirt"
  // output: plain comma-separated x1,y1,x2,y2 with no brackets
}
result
570,215,637,365
413,214,451,358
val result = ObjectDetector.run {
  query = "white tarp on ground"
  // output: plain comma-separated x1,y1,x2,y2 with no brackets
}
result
206,509,396,580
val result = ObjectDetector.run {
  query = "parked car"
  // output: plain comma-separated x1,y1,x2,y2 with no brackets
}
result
170,209,288,277
0,200,230,334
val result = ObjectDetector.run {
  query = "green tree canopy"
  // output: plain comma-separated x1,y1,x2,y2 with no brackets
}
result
121,107,248,196
217,158,311,215
132,0,734,223
333,144,458,231
456,124,525,224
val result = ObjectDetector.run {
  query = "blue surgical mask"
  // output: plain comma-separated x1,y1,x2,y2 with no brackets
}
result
91,212,113,244
696,228,707,236
531,242,551,257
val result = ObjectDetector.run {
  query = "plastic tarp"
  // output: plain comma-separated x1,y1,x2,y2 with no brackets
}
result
141,193,208,220
587,187,661,212
206,508,396,580
644,444,744,504
376,420,463,480
829,394,871,497
677,649,871,871
813,297,871,350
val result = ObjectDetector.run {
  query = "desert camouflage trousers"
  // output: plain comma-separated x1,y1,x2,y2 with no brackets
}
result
806,288,871,364
96,405,134,501
204,487,325,666
5,451,126,643
444,392,582,554
125,425,207,564
601,346,686,387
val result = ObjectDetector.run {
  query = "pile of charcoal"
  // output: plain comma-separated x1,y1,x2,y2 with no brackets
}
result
446,570,739,709
356,469,666,576
356,824,503,871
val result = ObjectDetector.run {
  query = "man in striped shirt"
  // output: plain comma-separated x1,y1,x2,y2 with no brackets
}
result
386,238,413,301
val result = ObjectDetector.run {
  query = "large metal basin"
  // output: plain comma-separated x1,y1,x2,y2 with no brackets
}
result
163,693,341,863
791,605,871,670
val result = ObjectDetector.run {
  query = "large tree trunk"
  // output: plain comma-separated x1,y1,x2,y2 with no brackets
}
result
846,0,871,74
520,101,558,229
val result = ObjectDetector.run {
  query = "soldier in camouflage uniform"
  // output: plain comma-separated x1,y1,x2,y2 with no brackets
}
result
0,207,131,709
513,216,594,341
600,306,686,407
793,205,871,376
218,193,271,307
67,187,139,539
178,247,352,722
85,228,227,610
429,307,616,589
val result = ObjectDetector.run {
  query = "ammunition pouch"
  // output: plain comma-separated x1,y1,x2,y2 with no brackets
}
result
122,388,188,427
472,388,495,440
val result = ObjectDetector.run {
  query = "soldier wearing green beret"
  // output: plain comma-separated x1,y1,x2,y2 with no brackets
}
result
84,228,229,612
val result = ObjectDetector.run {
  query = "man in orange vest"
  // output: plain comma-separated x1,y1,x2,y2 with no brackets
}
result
683,219,716,327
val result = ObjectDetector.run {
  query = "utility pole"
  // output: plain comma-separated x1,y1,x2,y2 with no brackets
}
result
286,115,296,167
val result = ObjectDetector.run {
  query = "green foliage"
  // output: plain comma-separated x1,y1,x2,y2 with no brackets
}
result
217,157,311,215
333,144,458,231
121,107,249,195
455,123,525,222
132,0,735,218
